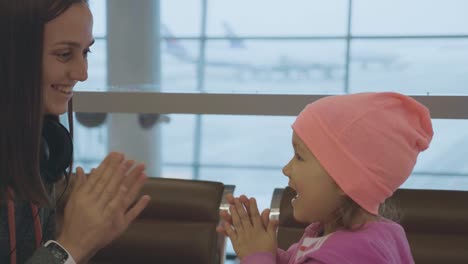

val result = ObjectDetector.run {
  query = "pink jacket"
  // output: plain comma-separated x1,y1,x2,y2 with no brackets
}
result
242,220,414,264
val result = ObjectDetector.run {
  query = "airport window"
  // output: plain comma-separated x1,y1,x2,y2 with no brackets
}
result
71,1,468,259
352,0,468,35
73,0,468,197
350,39,468,95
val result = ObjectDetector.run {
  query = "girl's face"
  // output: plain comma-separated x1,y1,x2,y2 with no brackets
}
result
42,2,94,115
282,132,344,224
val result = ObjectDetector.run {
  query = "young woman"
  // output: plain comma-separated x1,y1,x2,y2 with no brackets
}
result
0,1,150,263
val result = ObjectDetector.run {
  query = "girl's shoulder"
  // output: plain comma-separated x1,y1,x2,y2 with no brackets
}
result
331,219,408,245
300,220,414,264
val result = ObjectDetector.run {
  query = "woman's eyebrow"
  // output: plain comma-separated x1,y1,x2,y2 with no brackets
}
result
53,39,95,48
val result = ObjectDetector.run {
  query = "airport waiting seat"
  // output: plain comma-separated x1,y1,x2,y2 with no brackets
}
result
271,187,468,264
89,177,234,264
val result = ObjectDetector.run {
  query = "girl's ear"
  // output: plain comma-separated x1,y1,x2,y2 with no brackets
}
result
336,185,346,196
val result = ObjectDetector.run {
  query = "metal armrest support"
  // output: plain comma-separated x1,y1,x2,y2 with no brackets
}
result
270,188,284,221
217,184,236,264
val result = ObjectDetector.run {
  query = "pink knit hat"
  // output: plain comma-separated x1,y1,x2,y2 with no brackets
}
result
292,92,433,214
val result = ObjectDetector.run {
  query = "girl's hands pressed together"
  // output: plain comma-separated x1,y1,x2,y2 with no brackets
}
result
220,196,278,260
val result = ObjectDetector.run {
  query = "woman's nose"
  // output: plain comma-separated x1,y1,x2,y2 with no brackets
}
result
69,57,88,81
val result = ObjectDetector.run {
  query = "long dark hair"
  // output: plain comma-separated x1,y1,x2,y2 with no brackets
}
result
0,0,87,206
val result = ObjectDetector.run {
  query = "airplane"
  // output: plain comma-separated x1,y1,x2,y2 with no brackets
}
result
160,22,405,81
161,23,344,80
351,53,404,70
222,21,245,49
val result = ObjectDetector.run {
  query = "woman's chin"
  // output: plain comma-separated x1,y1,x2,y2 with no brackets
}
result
44,105,68,116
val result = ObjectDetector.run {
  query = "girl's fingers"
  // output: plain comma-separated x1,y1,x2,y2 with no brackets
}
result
267,219,279,236
229,204,243,231
239,195,250,206
223,221,237,241
225,194,235,206
234,199,251,229
261,209,271,228
220,210,233,224
216,225,226,234
248,198,263,228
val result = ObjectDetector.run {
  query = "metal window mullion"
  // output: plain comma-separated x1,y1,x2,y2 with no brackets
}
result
344,0,353,94
159,35,468,41
192,0,209,180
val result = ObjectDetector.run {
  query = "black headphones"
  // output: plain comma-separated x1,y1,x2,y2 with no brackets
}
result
40,115,73,184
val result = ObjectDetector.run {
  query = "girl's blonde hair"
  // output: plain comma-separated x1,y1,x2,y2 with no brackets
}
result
326,196,401,232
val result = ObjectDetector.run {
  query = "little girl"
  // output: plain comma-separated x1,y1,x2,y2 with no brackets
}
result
218,92,433,263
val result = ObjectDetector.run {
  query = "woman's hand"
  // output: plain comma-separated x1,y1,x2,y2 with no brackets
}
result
57,152,150,263
220,196,278,260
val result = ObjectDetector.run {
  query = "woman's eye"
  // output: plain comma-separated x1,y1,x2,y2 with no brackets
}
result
56,52,71,60
83,48,92,58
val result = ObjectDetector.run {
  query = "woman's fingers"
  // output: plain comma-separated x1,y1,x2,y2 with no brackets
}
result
100,164,148,222
59,153,150,262
73,167,86,191
122,172,147,209
120,163,145,204
91,153,125,197
104,185,128,217
80,153,148,218
124,195,151,224
98,160,134,206
83,152,115,193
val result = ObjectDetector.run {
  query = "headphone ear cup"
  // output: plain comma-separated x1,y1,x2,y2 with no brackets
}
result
40,136,50,180
41,117,73,183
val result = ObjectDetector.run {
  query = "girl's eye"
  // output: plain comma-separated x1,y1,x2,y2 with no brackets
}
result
295,153,303,161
